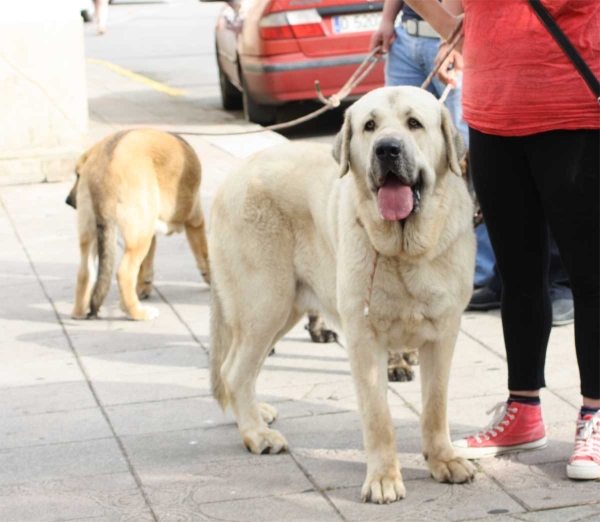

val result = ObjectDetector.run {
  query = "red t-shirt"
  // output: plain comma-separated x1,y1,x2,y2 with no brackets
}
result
462,0,600,136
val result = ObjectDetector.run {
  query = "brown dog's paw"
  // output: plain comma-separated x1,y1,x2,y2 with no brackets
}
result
305,314,338,343
387,352,415,382
136,282,153,300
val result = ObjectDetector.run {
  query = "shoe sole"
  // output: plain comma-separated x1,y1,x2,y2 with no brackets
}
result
552,318,574,327
454,436,548,460
566,464,600,480
467,302,501,312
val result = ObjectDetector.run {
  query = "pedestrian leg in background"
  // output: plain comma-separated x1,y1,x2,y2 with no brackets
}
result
95,0,109,35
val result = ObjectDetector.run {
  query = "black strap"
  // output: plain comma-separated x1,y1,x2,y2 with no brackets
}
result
528,0,600,104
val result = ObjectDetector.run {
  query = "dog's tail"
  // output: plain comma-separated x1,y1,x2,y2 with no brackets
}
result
88,216,117,318
210,281,232,409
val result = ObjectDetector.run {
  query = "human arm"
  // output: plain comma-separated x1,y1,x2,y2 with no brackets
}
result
369,0,403,53
435,0,464,85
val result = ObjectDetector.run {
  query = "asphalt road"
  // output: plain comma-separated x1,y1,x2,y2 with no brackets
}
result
83,0,341,143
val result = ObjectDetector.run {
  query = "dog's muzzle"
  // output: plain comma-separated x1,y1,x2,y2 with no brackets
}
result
371,138,422,221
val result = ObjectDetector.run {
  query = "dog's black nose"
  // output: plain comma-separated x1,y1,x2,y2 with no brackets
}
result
375,139,401,160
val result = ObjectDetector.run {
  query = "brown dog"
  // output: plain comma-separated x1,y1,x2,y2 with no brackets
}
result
67,129,210,321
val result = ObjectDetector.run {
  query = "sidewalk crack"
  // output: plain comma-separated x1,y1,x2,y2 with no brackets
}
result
0,195,160,522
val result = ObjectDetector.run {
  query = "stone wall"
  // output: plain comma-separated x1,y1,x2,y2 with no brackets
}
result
0,1,88,185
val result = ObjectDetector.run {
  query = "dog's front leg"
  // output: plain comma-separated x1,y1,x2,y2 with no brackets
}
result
419,319,476,484
347,333,405,504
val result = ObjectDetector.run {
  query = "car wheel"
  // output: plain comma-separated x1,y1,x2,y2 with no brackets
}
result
218,62,242,111
81,10,93,23
241,73,277,126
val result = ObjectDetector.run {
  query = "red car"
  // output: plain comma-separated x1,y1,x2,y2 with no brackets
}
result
205,0,385,125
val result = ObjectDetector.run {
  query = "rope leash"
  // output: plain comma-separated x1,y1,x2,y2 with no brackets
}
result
178,46,382,137
363,17,464,318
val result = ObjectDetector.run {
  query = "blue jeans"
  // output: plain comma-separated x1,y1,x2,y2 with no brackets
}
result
386,26,496,285
386,26,469,146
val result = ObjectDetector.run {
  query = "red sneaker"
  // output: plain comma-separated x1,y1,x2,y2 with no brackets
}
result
567,411,600,480
453,401,548,459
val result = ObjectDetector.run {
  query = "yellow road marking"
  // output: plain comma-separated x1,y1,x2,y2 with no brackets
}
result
87,58,187,97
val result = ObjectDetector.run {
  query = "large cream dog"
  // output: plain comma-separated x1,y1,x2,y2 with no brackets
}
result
209,87,476,504
68,129,210,321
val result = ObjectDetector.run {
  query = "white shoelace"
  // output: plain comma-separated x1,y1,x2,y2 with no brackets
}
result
472,401,517,444
572,414,600,462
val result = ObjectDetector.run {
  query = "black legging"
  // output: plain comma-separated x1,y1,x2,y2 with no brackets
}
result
469,128,599,400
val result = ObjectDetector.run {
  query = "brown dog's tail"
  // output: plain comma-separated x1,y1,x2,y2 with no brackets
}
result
88,217,117,318
210,281,232,409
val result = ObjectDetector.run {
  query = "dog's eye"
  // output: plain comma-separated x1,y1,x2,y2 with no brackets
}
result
364,120,375,132
408,117,422,130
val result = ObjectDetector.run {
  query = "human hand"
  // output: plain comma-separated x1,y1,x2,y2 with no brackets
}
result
370,19,396,54
435,44,463,86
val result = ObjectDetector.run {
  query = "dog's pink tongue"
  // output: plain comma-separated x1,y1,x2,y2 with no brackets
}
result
377,177,413,221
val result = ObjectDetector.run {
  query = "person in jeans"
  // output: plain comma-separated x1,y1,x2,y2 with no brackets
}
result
403,0,600,480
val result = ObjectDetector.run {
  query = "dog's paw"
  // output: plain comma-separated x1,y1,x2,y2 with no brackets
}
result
387,352,415,382
136,282,153,300
71,309,88,320
387,365,414,382
403,350,419,366
258,402,278,424
242,428,288,455
305,315,338,344
428,455,476,484
128,305,160,321
201,270,211,285
361,473,406,504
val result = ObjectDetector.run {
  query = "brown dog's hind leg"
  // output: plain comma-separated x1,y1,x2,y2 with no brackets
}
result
117,233,158,321
72,234,96,319
305,314,338,343
136,235,156,299
185,214,210,285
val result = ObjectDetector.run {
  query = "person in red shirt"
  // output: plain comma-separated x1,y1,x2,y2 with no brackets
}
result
405,0,600,480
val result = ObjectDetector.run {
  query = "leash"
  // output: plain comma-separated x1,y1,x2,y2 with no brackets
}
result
178,17,463,139
178,46,382,137
363,17,464,318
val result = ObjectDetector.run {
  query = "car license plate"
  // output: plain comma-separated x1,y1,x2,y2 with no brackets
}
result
332,13,382,35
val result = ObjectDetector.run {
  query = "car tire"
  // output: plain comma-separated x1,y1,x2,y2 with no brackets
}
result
218,62,243,111
241,73,277,126
81,10,93,23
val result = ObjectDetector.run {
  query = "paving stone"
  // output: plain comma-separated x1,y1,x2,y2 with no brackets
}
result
0,439,128,485
0,381,97,417
80,344,207,382
0,355,85,389
122,426,272,471
177,492,342,522
480,459,600,511
92,368,210,406
142,454,314,505
106,395,233,436
326,474,523,522
551,386,582,409
516,504,600,522
293,444,429,490
0,407,110,449
0,473,152,522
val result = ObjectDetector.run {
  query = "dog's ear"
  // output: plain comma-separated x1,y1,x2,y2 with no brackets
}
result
441,106,466,177
332,108,352,177
65,174,79,209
